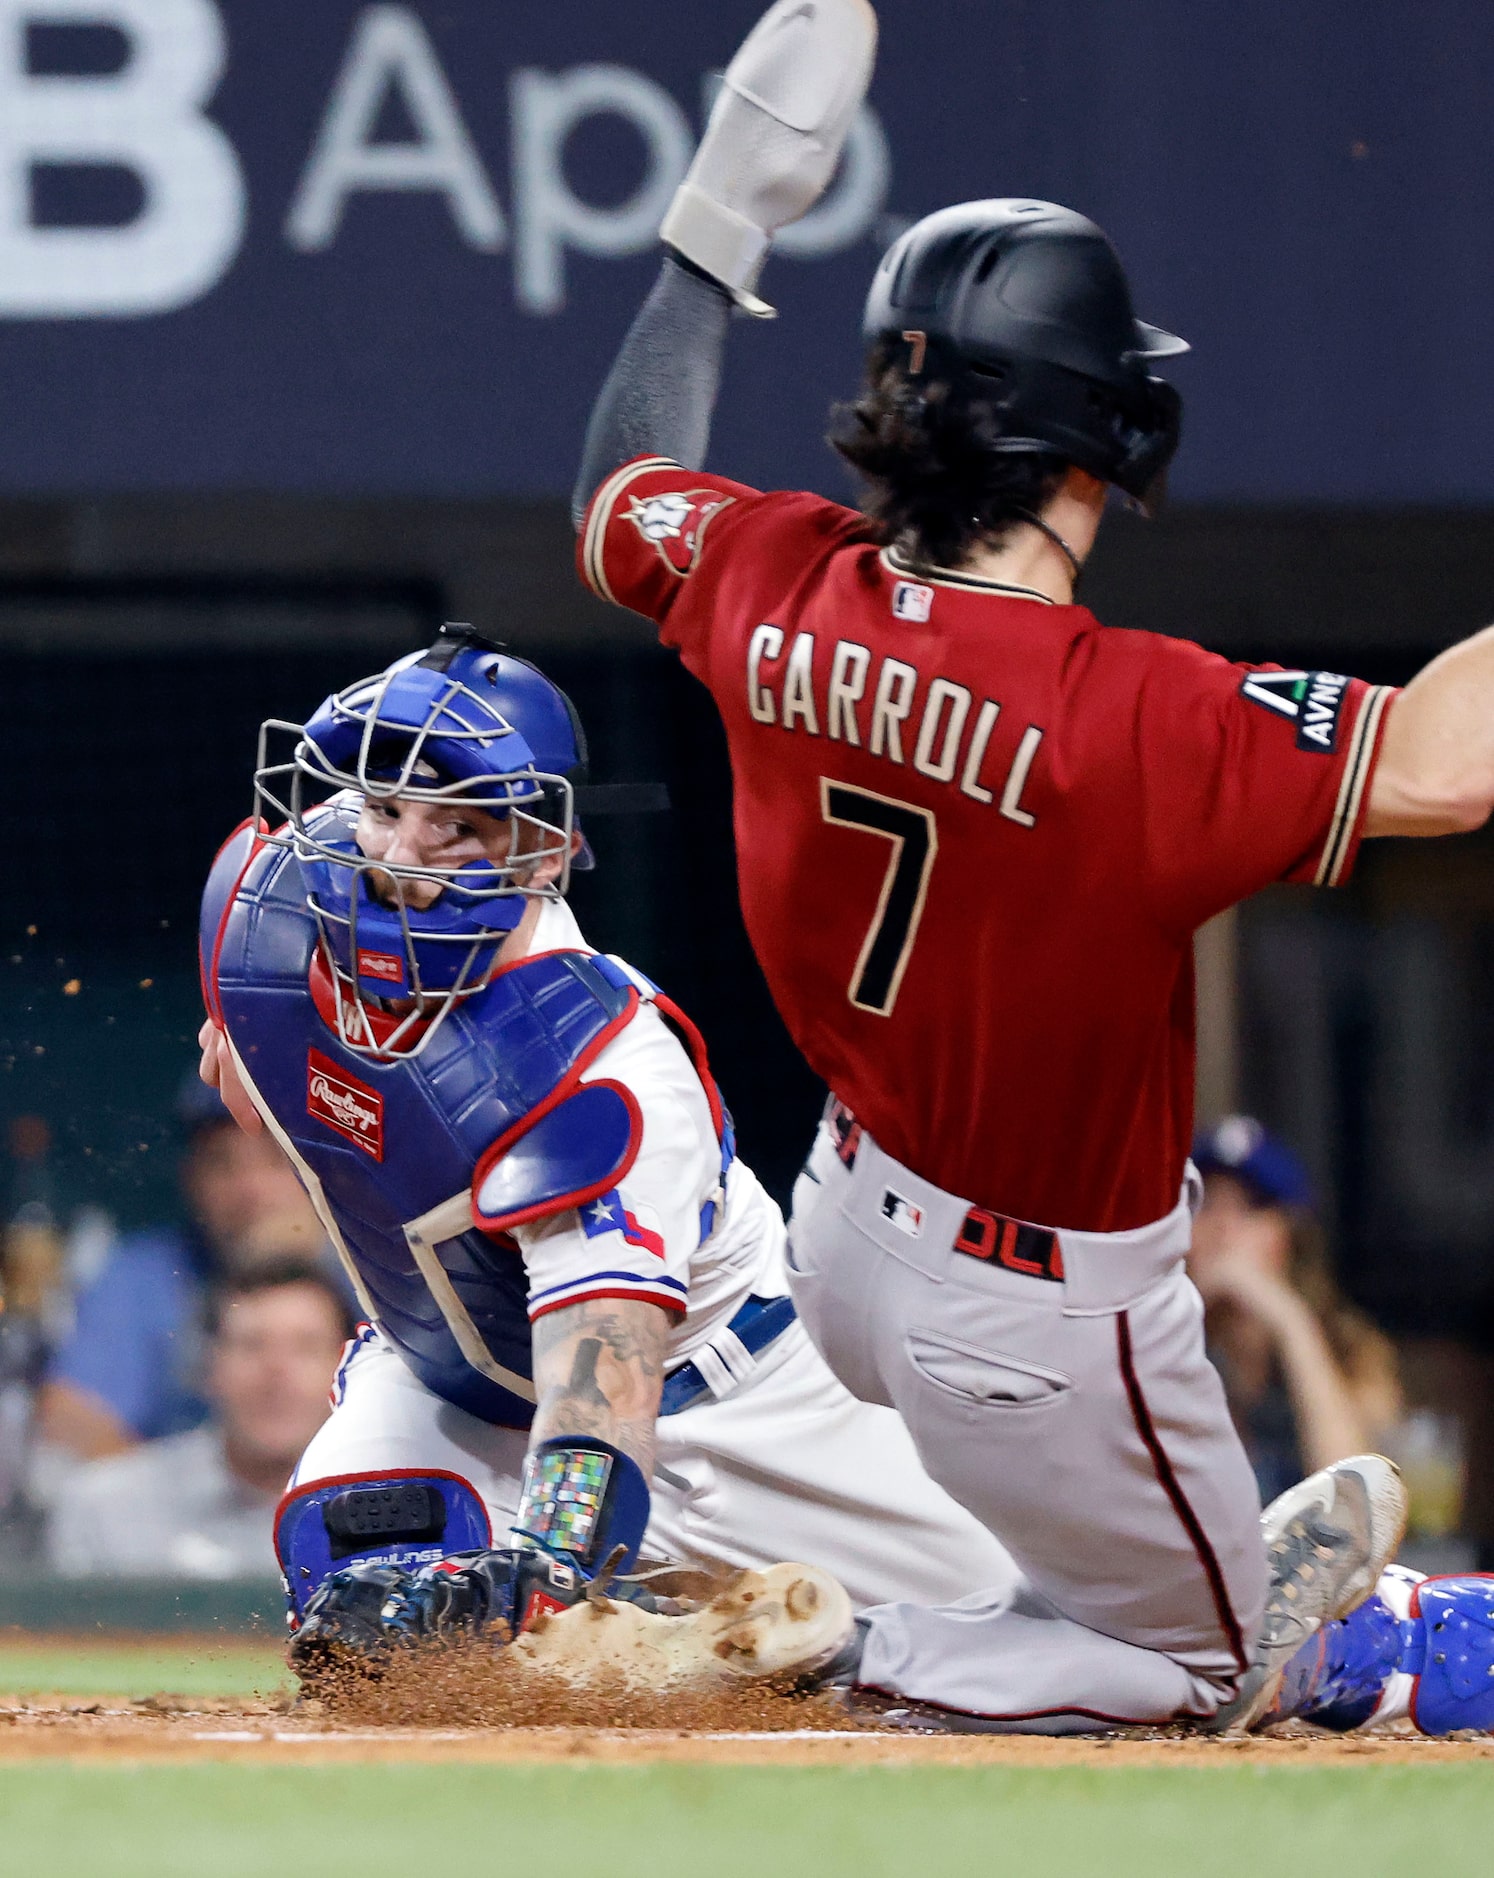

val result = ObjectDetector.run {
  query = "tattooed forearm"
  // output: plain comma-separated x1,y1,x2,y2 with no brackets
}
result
530,1296,671,1477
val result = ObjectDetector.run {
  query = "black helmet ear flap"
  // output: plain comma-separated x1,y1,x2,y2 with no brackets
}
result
1109,377,1182,513
928,345,1181,505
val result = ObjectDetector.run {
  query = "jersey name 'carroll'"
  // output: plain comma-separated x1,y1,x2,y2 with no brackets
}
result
579,456,1396,1237
744,621,1046,827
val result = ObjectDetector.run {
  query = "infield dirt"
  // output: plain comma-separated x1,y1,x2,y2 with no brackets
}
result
1,1702,1492,1765
0,1629,1490,1768
0,1705,1486,1757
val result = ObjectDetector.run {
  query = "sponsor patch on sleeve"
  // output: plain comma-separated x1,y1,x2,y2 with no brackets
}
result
1240,669,1351,753
622,488,734,576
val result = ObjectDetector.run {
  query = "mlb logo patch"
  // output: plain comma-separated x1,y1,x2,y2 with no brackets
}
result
881,1189,925,1237
892,580,934,623
307,1049,384,1160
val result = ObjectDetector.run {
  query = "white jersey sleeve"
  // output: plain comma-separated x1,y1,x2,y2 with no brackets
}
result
513,997,788,1358
514,1001,717,1321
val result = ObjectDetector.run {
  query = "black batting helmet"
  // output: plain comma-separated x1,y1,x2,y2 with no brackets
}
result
864,200,1188,511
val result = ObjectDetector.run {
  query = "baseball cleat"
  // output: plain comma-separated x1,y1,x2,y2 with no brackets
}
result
1215,1453,1407,1732
508,1562,856,1691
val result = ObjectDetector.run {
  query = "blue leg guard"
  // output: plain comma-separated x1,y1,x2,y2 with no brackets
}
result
1406,1575,1494,1736
1269,1571,1494,1734
275,1471,493,1625
1272,1593,1405,1731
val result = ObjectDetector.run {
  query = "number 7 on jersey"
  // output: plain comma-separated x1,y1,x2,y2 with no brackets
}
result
819,779,939,1017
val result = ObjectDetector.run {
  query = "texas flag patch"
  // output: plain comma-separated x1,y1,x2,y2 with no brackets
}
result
581,1189,665,1260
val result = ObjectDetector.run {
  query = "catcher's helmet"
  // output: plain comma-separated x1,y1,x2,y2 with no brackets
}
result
864,199,1188,510
254,624,590,1056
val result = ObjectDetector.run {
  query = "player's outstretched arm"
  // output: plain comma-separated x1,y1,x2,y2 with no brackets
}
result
570,0,878,529
1364,623,1494,837
529,1294,670,1479
571,257,734,531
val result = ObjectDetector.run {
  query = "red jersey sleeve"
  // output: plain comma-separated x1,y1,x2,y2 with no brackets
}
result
577,455,863,674
1131,637,1398,932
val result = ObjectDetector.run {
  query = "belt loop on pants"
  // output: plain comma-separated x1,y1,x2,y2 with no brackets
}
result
658,1294,797,1416
827,1097,862,1170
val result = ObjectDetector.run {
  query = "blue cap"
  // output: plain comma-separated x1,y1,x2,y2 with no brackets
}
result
1192,1115,1313,1210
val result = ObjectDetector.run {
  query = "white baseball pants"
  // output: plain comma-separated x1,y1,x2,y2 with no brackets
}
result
786,1119,1269,1731
293,1314,1017,1612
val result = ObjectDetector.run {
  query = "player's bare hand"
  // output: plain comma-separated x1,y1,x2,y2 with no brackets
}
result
197,1016,221,1086
197,1017,264,1137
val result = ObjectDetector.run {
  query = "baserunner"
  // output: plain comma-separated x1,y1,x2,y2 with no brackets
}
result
570,0,1494,1730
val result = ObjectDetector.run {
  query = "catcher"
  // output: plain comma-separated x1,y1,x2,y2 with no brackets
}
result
197,624,1015,1685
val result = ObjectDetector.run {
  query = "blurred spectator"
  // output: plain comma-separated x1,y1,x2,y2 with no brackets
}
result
0,1116,71,1558
1190,1115,1403,1504
47,1260,354,1579
35,1074,331,1463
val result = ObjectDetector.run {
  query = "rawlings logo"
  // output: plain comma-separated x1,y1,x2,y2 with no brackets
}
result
357,949,405,985
624,488,734,575
307,1049,384,1160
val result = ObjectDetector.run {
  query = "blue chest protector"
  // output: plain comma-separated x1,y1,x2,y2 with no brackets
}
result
202,824,654,1428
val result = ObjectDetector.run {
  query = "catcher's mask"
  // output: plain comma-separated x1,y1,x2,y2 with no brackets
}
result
255,624,589,1059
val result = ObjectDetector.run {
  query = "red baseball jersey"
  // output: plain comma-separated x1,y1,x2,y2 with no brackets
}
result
580,457,1396,1233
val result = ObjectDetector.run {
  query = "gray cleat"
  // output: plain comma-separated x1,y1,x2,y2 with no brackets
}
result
1213,1453,1407,1733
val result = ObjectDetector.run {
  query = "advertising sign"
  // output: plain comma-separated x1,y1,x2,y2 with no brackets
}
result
0,1,1488,502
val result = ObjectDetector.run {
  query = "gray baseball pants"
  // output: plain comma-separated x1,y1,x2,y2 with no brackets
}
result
786,1117,1268,1732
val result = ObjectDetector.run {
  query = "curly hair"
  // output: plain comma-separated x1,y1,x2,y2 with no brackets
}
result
830,340,1069,572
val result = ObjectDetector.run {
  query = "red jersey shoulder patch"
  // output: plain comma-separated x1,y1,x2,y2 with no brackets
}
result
307,1049,384,1160
622,488,734,576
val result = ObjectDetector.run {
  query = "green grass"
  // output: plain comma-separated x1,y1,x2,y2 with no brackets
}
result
0,1637,290,1698
0,1642,1485,1876
0,1764,1488,1878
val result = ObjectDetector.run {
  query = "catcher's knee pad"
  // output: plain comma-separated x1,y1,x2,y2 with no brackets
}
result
1406,1574,1494,1736
276,1471,492,1625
